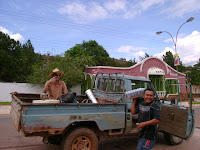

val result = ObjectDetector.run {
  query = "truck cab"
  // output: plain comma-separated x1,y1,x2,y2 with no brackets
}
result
93,72,195,144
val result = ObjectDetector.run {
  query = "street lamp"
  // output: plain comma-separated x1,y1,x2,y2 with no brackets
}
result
156,17,194,101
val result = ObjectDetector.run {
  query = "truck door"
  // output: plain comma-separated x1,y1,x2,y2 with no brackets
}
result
159,84,195,140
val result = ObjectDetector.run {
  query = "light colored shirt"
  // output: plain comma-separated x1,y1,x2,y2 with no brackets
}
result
42,80,68,99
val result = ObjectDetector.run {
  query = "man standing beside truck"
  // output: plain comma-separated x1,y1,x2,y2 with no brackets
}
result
41,68,68,99
131,88,161,150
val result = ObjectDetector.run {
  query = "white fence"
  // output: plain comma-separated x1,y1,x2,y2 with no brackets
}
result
192,85,200,94
157,91,166,98
0,82,81,102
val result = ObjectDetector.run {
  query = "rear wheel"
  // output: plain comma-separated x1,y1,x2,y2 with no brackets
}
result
164,133,183,145
61,127,98,150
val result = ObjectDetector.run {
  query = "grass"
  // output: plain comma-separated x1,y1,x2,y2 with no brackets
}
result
0,102,11,105
192,102,200,104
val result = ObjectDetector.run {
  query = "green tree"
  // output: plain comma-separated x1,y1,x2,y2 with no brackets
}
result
0,31,39,82
27,54,95,88
163,51,186,72
163,51,175,69
65,40,109,65
187,58,200,85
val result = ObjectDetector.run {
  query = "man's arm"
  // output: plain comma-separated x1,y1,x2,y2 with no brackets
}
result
62,81,68,95
40,80,51,99
131,98,137,115
136,119,160,130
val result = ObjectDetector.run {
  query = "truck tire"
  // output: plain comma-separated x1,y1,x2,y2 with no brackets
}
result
164,133,183,145
61,127,98,150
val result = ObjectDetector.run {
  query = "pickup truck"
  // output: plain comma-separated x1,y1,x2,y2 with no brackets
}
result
10,72,195,150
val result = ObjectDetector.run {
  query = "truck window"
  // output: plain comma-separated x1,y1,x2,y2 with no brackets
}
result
97,78,108,91
97,78,124,92
107,79,115,92
131,80,151,90
102,78,108,91
116,79,124,92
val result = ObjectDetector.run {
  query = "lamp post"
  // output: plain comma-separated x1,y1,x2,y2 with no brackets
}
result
156,17,194,101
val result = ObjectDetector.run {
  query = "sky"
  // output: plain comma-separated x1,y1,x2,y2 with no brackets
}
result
0,0,200,66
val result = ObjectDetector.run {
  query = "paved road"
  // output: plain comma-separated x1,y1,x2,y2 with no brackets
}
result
0,107,200,150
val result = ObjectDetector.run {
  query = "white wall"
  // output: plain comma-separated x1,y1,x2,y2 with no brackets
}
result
0,82,81,102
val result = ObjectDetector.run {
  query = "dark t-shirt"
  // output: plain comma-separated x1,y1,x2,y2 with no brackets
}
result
135,100,161,140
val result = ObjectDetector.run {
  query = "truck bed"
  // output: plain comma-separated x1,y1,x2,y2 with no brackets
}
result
10,93,126,137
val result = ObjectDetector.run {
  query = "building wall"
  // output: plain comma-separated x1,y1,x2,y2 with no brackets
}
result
0,82,81,102
85,57,187,93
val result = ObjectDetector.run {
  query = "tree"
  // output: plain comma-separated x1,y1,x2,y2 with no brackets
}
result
187,58,200,85
163,51,175,69
27,53,95,88
65,40,109,65
163,51,186,72
139,53,150,61
0,31,39,82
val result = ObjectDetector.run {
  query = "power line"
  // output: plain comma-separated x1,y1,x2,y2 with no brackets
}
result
0,9,161,42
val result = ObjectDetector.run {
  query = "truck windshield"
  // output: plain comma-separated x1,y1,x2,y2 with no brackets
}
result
97,78,124,92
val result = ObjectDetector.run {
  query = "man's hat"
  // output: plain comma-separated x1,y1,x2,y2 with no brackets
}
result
49,68,64,77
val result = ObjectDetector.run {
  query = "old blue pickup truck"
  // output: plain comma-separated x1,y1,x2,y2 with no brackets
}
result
10,72,195,150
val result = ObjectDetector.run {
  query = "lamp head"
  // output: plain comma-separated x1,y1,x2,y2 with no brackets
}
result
186,17,194,22
156,31,163,35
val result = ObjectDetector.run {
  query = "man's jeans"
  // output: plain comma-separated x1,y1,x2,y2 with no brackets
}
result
137,138,156,150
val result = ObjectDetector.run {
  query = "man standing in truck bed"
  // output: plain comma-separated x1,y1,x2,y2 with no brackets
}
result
131,88,161,150
41,68,68,100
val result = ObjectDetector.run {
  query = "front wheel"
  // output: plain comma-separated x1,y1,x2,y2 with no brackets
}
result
164,133,183,145
61,127,98,150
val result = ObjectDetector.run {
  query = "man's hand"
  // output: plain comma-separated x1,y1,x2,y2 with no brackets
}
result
48,78,56,85
136,122,145,130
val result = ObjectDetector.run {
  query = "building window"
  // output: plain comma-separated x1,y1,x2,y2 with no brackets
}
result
165,79,178,94
149,75,164,91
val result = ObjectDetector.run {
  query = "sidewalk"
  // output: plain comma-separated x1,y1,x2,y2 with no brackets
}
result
0,105,11,115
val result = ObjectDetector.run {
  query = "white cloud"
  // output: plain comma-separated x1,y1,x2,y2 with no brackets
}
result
177,31,200,66
136,50,146,58
104,0,127,12
117,45,148,53
162,0,200,17
0,26,10,35
57,0,166,23
154,31,200,66
0,26,25,43
153,47,175,58
58,2,108,23
10,34,25,43
139,0,166,11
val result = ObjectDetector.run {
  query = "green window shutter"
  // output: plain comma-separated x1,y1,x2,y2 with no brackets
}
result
149,75,164,91
165,79,178,94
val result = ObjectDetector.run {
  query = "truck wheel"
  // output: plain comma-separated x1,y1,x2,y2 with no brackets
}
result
164,133,183,145
62,127,98,150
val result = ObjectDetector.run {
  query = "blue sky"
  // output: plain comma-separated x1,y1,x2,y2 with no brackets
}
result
0,0,200,66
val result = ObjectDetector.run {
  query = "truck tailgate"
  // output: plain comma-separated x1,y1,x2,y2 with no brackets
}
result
10,95,22,132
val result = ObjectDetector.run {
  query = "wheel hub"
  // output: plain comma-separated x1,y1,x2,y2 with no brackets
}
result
72,136,91,150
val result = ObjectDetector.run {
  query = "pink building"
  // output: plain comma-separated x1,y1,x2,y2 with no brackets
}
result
84,57,187,98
